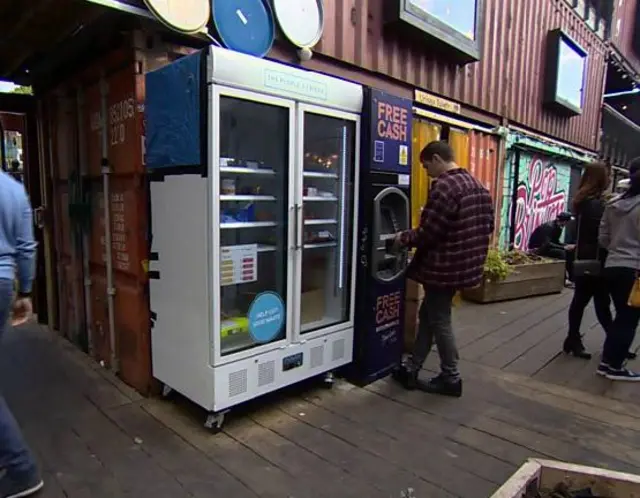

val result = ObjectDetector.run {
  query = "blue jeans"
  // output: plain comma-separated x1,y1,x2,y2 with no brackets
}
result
0,279,37,476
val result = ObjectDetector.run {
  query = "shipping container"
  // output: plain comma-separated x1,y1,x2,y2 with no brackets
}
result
611,0,640,73
316,0,606,151
41,39,155,393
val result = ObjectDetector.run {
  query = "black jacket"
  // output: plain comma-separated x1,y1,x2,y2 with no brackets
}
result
528,221,564,252
574,197,607,263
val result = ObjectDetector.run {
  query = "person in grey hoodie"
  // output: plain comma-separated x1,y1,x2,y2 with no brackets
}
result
597,158,640,381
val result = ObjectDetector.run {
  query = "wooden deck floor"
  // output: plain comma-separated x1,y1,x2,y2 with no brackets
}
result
4,292,640,498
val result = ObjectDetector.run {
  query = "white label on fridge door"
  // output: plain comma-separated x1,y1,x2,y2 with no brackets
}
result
398,174,410,186
220,244,258,286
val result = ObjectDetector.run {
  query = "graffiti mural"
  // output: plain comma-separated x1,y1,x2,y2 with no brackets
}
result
499,151,571,250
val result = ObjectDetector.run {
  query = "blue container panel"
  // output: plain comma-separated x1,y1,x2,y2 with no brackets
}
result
145,51,204,169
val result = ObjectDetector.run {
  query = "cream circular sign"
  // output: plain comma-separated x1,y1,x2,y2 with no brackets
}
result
272,0,325,49
143,0,210,34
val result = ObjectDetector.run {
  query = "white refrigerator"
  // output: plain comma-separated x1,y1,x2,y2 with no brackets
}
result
145,46,363,431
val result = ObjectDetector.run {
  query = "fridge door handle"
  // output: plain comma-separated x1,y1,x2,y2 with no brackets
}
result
291,205,297,251
295,204,303,250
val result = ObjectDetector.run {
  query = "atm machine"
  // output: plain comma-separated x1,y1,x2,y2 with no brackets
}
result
348,88,412,386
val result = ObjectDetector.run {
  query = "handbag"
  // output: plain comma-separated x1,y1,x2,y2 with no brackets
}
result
628,212,640,307
572,214,602,278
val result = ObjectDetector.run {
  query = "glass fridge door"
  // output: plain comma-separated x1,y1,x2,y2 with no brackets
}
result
213,87,295,362
295,106,359,336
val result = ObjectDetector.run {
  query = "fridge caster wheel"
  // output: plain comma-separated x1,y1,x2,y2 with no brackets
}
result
161,384,173,398
204,411,228,433
323,372,335,389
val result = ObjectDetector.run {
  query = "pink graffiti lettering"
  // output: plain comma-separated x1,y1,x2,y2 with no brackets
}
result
513,158,566,251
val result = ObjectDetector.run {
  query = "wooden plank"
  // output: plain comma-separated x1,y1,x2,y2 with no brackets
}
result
283,393,490,497
250,404,443,498
224,413,386,498
475,305,570,369
66,403,191,498
142,399,318,498
106,402,256,497
532,310,600,384
299,384,513,495
460,293,571,361
454,292,560,349
21,421,125,497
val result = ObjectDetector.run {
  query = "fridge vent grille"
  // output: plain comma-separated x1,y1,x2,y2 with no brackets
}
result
332,339,345,361
258,361,275,387
310,345,324,368
228,369,248,397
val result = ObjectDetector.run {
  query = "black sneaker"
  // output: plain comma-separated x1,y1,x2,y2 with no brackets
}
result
392,364,418,390
605,367,640,382
0,468,43,498
596,363,610,377
416,375,462,398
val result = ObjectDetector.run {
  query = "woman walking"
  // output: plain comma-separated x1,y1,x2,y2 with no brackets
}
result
597,159,640,380
563,162,612,359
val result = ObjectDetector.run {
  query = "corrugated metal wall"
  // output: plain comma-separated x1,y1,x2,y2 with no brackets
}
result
611,0,640,72
316,0,606,150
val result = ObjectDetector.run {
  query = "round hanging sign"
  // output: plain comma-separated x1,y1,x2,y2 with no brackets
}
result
247,292,285,343
211,0,275,58
143,0,210,35
272,0,325,49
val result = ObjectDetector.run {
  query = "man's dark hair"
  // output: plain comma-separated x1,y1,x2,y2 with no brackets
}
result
420,140,454,163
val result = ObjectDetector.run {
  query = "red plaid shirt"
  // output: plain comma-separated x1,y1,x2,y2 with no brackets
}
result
400,168,494,290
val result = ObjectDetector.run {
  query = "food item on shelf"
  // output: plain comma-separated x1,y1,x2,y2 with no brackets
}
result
305,229,335,243
220,157,235,167
220,203,256,223
222,178,236,195
221,317,249,339
304,186,318,197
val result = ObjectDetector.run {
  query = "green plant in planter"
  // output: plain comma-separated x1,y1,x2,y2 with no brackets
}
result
483,248,512,282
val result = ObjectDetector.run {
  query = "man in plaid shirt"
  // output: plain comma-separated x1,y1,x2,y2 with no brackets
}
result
393,141,494,397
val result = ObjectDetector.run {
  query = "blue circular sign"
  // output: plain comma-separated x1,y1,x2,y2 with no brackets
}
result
247,292,285,343
212,0,275,58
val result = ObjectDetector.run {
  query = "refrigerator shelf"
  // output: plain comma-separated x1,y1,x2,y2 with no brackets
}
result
304,219,338,225
303,171,338,179
221,244,277,253
220,166,276,175
220,195,277,201
303,196,338,202
221,221,277,229
304,242,337,249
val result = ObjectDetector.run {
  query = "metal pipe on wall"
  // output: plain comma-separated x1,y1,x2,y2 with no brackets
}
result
0,119,6,171
100,73,118,372
77,87,94,356
35,100,56,329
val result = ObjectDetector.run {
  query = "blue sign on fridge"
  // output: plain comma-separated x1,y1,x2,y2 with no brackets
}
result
248,292,285,343
370,89,412,173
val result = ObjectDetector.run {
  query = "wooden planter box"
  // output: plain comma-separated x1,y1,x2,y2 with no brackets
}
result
491,458,640,497
463,260,564,304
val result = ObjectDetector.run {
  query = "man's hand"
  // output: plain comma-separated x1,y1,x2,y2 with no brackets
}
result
11,297,33,327
564,244,576,251
392,232,404,252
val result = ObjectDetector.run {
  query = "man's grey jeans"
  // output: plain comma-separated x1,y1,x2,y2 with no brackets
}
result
408,286,460,381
